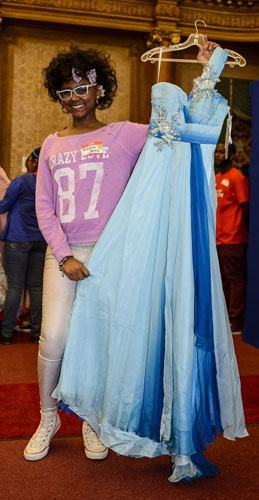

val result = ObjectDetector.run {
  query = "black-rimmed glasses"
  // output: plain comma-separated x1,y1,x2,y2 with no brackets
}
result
56,84,97,101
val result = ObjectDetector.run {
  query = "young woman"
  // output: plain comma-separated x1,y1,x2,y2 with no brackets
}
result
24,47,148,461
25,43,247,480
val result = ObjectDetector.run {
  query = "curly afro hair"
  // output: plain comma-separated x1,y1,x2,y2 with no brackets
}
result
43,46,118,110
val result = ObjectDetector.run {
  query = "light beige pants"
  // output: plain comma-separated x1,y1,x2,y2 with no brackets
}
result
38,243,95,410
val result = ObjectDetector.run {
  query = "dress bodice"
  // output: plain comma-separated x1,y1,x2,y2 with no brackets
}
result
151,82,187,119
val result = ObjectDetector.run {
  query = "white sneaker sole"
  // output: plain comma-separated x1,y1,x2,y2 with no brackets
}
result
23,420,61,461
84,447,108,460
14,327,31,333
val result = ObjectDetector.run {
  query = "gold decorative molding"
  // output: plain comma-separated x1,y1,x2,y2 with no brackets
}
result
182,11,259,30
1,0,152,16
146,29,181,48
194,0,259,6
1,0,259,40
155,0,179,16
1,0,155,32
179,3,259,41
154,0,179,29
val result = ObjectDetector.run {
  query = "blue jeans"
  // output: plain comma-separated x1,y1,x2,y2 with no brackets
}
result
2,240,47,339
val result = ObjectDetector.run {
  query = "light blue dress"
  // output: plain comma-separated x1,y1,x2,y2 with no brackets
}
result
54,48,248,481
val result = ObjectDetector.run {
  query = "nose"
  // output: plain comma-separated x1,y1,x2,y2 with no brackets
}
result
70,90,78,101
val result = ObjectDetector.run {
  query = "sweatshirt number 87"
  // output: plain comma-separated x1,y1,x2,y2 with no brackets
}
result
54,162,104,223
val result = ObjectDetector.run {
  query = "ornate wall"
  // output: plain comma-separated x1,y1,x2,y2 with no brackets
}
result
0,0,259,177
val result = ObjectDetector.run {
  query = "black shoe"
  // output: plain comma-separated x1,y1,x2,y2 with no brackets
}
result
31,336,39,344
0,335,12,345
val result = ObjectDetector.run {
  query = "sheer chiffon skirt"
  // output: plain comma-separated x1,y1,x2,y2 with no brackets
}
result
54,136,247,482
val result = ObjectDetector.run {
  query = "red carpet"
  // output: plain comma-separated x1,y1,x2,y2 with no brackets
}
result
0,383,82,439
1,375,258,440
240,375,259,425
1,428,258,500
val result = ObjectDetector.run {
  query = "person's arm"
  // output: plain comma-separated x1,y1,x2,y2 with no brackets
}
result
187,43,229,125
192,45,228,96
184,43,229,219
117,122,149,166
36,138,89,281
61,256,90,281
0,167,10,200
0,178,21,213
233,171,249,231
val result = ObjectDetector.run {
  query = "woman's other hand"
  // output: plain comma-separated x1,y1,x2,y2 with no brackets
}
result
63,257,90,281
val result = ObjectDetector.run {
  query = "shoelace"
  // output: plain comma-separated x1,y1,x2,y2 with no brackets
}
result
31,416,56,443
84,426,103,445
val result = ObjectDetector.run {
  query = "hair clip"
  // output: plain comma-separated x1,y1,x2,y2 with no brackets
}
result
86,69,97,85
71,67,82,84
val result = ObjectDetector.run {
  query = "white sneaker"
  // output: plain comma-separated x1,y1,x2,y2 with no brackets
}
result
82,421,108,460
24,410,61,461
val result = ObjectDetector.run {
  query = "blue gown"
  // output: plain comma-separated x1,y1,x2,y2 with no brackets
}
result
54,48,248,481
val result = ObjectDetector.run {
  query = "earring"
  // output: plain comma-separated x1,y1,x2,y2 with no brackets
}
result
62,105,70,114
98,85,105,97
96,85,105,105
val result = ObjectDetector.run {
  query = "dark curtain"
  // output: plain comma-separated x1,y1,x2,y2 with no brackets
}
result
215,78,252,174
243,81,259,348
216,77,252,120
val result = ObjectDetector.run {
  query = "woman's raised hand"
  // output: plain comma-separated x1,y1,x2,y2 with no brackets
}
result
197,35,220,65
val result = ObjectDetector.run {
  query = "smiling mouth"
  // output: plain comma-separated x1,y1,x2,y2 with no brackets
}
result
71,104,84,109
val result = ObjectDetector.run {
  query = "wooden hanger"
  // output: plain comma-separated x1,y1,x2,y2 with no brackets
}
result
141,20,246,68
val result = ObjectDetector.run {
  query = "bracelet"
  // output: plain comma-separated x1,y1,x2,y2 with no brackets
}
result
59,255,73,274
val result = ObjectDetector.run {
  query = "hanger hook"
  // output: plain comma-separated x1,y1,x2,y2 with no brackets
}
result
194,19,207,36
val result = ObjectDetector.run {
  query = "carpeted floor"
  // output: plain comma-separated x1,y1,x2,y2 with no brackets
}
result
0,383,82,439
0,332,258,499
1,427,259,500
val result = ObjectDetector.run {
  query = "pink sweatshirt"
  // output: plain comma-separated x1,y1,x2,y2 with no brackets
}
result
36,121,148,262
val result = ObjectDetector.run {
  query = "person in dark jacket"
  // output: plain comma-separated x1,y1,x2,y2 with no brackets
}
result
0,148,47,345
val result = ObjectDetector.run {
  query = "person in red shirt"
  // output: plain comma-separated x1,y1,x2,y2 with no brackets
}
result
215,143,249,334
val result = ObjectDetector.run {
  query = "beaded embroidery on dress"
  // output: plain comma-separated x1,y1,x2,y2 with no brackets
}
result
192,63,220,103
148,105,181,151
